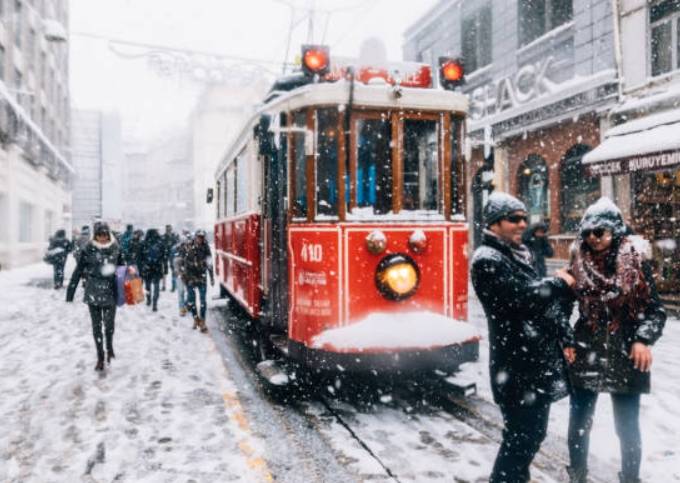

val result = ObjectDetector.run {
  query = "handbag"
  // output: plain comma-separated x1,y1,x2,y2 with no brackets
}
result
124,275,145,305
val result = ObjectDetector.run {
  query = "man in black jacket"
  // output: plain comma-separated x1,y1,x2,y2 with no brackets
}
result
45,229,72,288
471,192,575,483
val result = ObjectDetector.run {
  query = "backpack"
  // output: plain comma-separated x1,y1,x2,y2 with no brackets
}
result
145,242,163,266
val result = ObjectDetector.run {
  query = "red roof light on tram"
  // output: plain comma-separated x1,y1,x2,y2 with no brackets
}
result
302,45,330,77
438,57,465,90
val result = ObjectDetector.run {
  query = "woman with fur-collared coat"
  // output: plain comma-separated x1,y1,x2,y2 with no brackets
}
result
66,222,126,371
564,198,666,483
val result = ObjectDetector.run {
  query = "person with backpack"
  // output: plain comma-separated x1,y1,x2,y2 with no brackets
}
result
161,224,180,292
140,228,166,312
124,229,144,268
45,229,73,289
66,222,126,371
182,229,214,332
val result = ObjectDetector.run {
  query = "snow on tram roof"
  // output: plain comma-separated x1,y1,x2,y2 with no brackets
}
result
215,80,468,178
263,78,468,115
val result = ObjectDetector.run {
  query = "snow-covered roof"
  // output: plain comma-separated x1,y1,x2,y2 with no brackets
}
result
583,108,680,165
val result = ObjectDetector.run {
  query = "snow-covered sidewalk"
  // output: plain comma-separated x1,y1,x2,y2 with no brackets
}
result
0,262,271,482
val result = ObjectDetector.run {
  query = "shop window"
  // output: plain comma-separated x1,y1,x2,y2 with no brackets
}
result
633,169,680,294
355,116,392,214
316,108,339,217
462,2,492,73
650,0,680,76
517,154,550,224
403,118,439,211
560,144,599,232
519,0,573,46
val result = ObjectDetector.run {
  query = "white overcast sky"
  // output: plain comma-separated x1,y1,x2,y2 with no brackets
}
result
69,0,439,139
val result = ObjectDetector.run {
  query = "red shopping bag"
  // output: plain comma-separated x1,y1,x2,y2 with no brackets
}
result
124,276,145,305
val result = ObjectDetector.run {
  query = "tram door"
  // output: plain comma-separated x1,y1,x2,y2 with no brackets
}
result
258,113,289,333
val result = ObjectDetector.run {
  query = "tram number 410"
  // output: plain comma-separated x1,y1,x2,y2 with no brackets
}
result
300,242,323,262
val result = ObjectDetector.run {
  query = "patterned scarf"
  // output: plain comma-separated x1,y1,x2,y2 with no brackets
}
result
484,229,535,272
570,237,650,333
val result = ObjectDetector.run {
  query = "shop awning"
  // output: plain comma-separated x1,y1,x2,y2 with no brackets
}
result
582,109,680,176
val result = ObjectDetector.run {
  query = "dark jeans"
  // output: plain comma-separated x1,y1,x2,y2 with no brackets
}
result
53,261,65,288
145,277,160,307
88,304,116,360
490,399,551,483
568,387,641,480
186,282,207,320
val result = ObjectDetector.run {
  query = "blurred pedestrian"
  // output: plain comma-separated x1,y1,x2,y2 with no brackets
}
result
45,229,72,289
564,197,666,483
124,229,144,268
66,222,126,371
161,224,179,291
172,233,191,317
522,222,554,277
182,229,214,332
140,228,166,312
119,224,134,258
471,192,576,483
73,225,90,262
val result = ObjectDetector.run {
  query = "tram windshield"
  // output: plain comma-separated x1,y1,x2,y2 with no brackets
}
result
291,108,464,221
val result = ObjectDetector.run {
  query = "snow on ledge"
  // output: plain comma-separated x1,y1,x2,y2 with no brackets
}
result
311,311,480,353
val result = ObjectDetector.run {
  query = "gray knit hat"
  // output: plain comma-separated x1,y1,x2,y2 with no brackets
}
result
579,197,625,237
483,192,527,226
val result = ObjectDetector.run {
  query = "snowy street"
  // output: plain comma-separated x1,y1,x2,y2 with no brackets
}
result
1,261,679,482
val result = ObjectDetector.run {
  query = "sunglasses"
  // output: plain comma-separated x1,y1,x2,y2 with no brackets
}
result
582,228,607,239
504,214,528,224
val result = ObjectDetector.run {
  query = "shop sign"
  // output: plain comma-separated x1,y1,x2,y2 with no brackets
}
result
469,56,558,120
587,150,680,176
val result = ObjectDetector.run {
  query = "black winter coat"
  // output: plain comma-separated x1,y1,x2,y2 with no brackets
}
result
181,241,214,286
46,235,72,266
125,237,144,268
66,239,124,306
522,225,554,277
568,257,666,394
471,232,574,406
140,238,166,280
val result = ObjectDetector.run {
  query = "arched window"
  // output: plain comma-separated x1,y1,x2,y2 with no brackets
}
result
517,154,549,225
560,144,599,232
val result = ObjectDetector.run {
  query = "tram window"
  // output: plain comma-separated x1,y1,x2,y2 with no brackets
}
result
450,116,463,215
216,181,221,218
316,108,339,217
403,119,439,211
222,172,228,217
356,117,392,214
226,165,235,217
236,150,249,214
292,111,307,218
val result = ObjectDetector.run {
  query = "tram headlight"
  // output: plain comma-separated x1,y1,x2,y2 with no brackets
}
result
375,254,420,301
438,57,465,90
302,45,330,77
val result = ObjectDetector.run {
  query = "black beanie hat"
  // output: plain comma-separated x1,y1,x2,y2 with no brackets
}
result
579,197,625,237
483,192,527,227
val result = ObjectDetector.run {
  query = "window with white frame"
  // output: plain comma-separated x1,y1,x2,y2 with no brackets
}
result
462,2,492,73
19,201,33,242
650,0,680,77
518,0,573,46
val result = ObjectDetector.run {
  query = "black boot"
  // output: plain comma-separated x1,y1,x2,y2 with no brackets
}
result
95,356,105,371
566,466,587,483
152,304,158,312
107,349,115,363
146,293,151,306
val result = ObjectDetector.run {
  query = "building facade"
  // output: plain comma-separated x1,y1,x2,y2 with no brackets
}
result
404,0,619,256
582,0,680,300
70,110,123,231
0,0,71,269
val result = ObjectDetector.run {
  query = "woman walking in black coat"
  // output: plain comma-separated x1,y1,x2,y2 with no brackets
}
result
564,197,666,483
66,222,126,371
140,228,166,312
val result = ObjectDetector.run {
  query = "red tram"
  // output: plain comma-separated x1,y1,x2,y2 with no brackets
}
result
213,46,479,374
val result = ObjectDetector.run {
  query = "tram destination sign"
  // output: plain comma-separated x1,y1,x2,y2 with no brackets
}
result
586,150,680,177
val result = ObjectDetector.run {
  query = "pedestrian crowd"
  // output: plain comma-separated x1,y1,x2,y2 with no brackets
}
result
472,193,665,483
45,222,214,372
